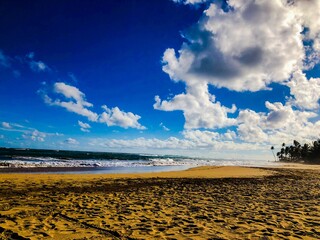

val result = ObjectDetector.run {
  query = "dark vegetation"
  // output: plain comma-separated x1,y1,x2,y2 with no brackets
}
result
271,139,320,164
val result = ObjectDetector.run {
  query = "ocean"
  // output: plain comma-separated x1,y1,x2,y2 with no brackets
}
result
0,147,282,174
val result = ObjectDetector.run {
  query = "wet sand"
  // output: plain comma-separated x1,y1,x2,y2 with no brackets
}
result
0,166,319,239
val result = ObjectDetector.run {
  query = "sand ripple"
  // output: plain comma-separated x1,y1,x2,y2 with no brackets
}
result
0,168,319,239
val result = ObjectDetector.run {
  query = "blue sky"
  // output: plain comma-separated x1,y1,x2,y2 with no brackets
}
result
1,0,320,160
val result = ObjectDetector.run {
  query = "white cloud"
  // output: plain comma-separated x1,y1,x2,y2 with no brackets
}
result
86,135,270,160
224,130,237,141
237,109,269,143
162,0,307,92
0,121,63,143
54,82,92,107
78,120,91,132
93,133,265,154
125,101,318,155
22,130,46,142
237,102,320,144
172,0,208,5
41,82,145,130
26,52,50,72
43,82,98,122
154,82,236,129
265,102,297,127
64,138,79,145
0,134,4,139
106,101,319,154
182,129,238,147
30,60,49,72
286,70,320,110
102,137,193,149
1,122,11,129
0,122,30,132
182,129,219,147
99,105,146,130
156,0,320,132
54,100,98,121
155,0,320,152
289,0,320,41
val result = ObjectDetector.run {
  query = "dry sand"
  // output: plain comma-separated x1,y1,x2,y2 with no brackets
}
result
0,166,319,239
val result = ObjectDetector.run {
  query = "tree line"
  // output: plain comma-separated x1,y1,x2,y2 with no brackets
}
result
271,139,320,164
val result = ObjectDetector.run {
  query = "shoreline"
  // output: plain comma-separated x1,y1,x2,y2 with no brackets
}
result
0,166,274,181
0,161,319,176
0,162,318,182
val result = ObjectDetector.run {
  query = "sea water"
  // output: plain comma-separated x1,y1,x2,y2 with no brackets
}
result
0,148,284,174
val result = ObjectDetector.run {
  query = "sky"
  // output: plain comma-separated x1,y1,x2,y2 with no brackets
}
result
1,0,320,160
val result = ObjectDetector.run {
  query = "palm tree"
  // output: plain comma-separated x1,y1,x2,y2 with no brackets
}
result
280,147,285,160
310,140,320,163
271,146,276,161
289,145,295,161
285,146,290,160
301,143,309,159
277,138,320,163
293,140,301,161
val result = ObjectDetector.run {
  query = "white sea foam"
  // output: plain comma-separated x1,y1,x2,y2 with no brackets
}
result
0,156,283,168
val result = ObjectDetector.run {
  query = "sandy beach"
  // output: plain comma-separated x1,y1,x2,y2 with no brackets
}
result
0,166,319,239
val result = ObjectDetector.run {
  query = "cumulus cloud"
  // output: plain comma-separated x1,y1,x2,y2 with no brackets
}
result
99,105,146,130
162,0,307,92
182,129,219,146
289,0,320,41
78,120,91,132
54,82,90,105
93,133,264,153
42,82,99,121
237,109,269,143
41,82,146,130
286,70,320,110
22,130,46,142
154,82,236,129
237,102,320,144
155,0,320,150
182,129,237,147
156,0,320,131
